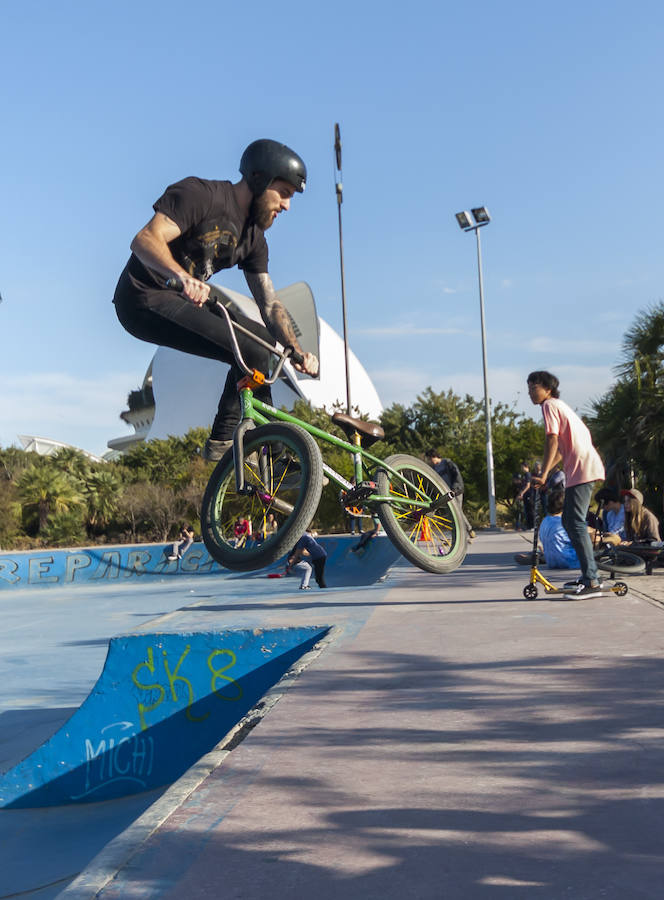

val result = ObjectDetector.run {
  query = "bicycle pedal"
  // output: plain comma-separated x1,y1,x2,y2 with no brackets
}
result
344,481,377,504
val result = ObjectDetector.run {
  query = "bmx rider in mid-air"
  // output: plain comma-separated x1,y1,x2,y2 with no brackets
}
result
113,139,319,461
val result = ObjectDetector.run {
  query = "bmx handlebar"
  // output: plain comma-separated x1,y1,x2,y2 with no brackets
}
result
165,277,305,378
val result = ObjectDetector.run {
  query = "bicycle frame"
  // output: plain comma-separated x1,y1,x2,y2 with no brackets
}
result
233,388,441,512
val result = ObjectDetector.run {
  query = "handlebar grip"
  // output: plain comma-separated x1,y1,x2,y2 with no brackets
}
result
165,277,184,291
289,347,304,367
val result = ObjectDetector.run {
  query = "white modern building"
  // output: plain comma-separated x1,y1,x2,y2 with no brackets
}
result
17,435,106,463
108,281,382,453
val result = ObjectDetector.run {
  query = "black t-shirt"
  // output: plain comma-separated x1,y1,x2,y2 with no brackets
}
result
123,177,268,293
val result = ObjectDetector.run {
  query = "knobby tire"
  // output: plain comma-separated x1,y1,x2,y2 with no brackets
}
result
376,454,468,574
201,423,323,571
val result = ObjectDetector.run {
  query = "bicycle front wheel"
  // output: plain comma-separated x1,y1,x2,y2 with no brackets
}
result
376,454,468,574
595,548,646,576
201,423,323,571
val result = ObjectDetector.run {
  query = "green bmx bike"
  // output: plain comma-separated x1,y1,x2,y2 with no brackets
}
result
196,292,468,575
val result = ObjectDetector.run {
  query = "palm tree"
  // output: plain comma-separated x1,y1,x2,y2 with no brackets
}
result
51,446,92,481
590,302,664,506
83,469,122,532
16,465,84,534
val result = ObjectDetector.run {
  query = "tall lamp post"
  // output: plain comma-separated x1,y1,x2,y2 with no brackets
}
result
455,207,497,529
334,123,352,415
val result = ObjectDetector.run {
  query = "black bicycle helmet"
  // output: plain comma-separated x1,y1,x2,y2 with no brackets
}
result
239,139,307,196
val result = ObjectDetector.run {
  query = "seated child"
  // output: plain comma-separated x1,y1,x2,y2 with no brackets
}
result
622,488,661,544
538,489,580,569
590,487,626,544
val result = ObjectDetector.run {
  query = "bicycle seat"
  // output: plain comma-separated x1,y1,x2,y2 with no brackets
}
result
331,412,385,447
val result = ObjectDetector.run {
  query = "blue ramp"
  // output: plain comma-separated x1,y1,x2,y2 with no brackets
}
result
232,534,402,587
0,627,329,809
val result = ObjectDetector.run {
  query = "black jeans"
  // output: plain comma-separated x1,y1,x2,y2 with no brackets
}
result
312,557,327,588
114,271,274,440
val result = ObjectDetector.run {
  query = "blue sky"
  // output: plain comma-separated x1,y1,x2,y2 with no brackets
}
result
1,0,663,456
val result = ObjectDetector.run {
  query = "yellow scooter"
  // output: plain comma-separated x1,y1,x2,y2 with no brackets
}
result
522,491,628,600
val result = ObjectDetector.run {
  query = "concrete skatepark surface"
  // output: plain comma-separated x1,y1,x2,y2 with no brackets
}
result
2,531,664,898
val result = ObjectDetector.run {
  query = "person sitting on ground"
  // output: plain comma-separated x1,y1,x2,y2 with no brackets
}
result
287,530,328,590
513,489,581,568
233,517,251,547
424,448,476,539
621,488,661,545
264,512,278,536
538,489,580,569
168,524,195,561
590,487,626,545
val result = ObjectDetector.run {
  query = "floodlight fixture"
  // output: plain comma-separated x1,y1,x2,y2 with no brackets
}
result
471,206,491,224
455,210,474,230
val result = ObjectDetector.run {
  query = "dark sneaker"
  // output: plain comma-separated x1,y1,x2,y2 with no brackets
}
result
563,583,606,600
563,577,583,590
202,438,233,462
514,552,541,566
563,577,606,590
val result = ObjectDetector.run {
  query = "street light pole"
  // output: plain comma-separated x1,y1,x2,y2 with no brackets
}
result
334,123,352,415
455,207,497,529
474,225,497,528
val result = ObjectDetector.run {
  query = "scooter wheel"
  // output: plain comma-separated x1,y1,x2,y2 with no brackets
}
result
613,581,628,597
523,584,538,600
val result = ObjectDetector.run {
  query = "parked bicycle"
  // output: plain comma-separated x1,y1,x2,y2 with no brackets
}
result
169,283,468,575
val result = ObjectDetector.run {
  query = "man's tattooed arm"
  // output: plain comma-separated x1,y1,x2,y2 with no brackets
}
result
245,271,320,377
245,271,299,349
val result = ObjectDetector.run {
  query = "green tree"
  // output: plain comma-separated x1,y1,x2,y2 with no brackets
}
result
16,463,84,534
83,468,123,533
0,476,21,549
42,509,87,547
379,388,544,525
590,301,664,513
119,428,208,488
50,446,92,480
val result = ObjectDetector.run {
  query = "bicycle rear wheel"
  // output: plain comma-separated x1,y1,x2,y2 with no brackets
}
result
201,423,323,571
595,548,646,576
375,454,468,574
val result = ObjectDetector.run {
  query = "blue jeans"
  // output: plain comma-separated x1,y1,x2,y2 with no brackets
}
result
562,482,599,585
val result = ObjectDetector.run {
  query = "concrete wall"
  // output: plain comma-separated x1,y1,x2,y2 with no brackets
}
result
0,542,223,590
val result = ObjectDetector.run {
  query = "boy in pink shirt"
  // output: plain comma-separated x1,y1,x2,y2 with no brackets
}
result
527,371,605,600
